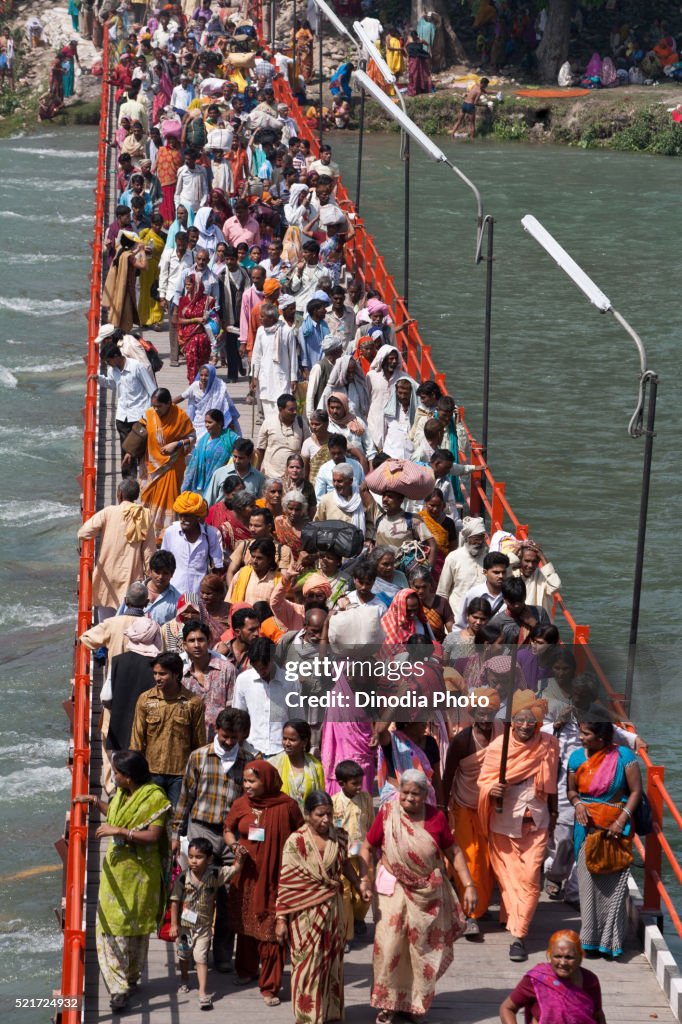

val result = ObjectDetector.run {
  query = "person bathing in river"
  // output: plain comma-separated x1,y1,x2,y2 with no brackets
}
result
449,78,490,139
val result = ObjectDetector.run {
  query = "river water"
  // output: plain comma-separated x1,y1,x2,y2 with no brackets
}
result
0,126,679,1009
0,127,96,1014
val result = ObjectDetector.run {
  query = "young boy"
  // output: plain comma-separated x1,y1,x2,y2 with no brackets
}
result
413,417,446,464
332,760,375,949
169,837,244,1009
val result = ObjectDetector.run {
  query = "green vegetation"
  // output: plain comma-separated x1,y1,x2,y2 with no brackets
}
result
359,89,682,156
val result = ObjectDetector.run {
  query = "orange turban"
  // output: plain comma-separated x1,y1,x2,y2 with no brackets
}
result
302,573,333,598
472,685,501,711
511,689,548,722
173,491,208,518
263,279,281,297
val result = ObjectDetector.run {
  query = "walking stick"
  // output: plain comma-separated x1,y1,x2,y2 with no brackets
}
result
495,642,518,813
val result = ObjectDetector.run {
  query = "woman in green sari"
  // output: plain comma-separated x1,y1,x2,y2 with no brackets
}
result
74,750,171,1011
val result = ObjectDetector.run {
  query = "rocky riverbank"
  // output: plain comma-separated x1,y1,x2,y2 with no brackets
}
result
0,1,102,138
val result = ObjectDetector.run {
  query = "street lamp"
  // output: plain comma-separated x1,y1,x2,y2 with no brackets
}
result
352,67,495,463
352,22,411,306
521,214,658,714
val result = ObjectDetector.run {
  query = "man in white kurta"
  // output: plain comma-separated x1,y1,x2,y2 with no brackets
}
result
512,543,562,618
250,302,298,419
436,516,488,618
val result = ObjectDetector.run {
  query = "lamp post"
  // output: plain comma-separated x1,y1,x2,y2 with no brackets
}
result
352,68,494,460
352,22,410,305
521,214,658,714
292,0,297,88
318,19,324,145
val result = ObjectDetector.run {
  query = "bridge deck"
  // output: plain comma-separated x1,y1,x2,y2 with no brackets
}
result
81,322,676,1023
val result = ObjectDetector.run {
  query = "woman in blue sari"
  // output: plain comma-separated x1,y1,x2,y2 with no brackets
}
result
330,61,353,101
567,718,642,958
181,408,239,496
164,203,195,251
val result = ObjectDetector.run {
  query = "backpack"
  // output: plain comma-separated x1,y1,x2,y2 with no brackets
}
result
300,520,365,559
138,335,163,374
185,117,207,149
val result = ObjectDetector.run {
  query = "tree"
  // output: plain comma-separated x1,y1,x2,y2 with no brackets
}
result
410,0,467,69
536,0,573,84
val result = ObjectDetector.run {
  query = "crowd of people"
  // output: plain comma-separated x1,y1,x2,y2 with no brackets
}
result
69,3,651,1022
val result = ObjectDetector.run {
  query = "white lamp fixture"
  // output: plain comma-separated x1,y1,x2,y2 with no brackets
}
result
352,21,396,85
351,69,447,163
521,214,612,313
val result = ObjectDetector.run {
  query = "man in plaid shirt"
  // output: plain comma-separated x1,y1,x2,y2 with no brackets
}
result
253,49,276,86
172,707,256,970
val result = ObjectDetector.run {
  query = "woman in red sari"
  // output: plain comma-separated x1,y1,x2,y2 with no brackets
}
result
175,274,214,384
276,790,368,1024
224,762,303,1006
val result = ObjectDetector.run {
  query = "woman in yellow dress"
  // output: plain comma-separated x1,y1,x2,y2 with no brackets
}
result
138,212,166,328
385,28,406,81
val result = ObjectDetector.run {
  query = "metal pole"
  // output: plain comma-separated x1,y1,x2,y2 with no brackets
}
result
481,217,494,465
403,134,410,306
269,0,275,44
292,0,297,88
623,373,658,713
355,84,365,212
319,22,324,145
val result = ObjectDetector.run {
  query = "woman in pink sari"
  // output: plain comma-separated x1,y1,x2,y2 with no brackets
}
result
175,274,214,384
321,670,375,795
359,770,475,1023
500,928,605,1023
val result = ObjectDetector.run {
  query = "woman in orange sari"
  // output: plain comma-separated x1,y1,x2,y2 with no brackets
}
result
295,21,315,82
478,691,559,963
155,136,182,225
567,719,642,958
442,688,503,935
139,388,196,535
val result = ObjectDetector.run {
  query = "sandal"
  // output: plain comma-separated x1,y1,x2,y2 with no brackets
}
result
544,880,562,899
199,994,214,1011
263,995,281,1007
178,984,191,994
376,1013,394,1024
110,993,129,1011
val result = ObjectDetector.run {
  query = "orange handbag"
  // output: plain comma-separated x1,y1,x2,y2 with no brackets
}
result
584,829,633,875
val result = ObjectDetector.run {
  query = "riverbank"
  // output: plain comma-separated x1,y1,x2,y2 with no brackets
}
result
0,1,101,138
362,82,682,156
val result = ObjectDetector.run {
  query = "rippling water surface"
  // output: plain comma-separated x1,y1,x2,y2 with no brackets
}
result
0,126,95,1016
